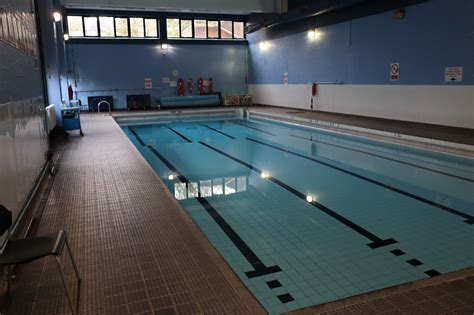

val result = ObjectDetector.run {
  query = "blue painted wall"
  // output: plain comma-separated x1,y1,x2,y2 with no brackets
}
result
67,42,248,109
248,0,474,85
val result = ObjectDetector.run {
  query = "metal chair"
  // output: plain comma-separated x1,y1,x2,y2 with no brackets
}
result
0,205,81,314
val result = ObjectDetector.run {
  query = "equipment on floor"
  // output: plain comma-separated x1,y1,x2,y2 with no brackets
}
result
187,78,194,95
207,77,213,94
62,106,84,137
310,82,317,109
126,94,152,110
160,95,220,108
0,205,81,315
177,79,185,96
87,96,114,112
198,77,204,95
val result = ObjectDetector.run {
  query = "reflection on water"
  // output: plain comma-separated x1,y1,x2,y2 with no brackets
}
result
174,176,247,200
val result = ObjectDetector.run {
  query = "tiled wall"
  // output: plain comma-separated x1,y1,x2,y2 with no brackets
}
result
0,0,48,246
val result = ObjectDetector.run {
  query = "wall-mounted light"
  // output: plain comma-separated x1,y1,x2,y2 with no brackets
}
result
260,171,270,179
161,43,169,50
168,174,175,180
53,12,62,22
259,41,270,51
63,34,70,41
307,29,322,41
306,195,314,203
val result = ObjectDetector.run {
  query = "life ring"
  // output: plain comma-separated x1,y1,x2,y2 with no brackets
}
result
198,77,204,95
177,78,185,96
208,78,213,95
187,78,194,95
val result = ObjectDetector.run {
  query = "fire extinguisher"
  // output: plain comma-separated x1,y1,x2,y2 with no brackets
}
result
207,78,213,95
68,84,74,101
187,78,194,95
310,82,317,109
177,79,185,96
198,77,204,95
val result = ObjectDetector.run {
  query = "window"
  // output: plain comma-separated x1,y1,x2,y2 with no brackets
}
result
130,18,144,37
99,17,114,37
115,17,128,37
233,21,244,39
194,19,206,38
144,19,157,37
180,19,192,38
207,20,219,38
166,18,179,38
67,16,83,37
220,20,232,39
84,17,98,36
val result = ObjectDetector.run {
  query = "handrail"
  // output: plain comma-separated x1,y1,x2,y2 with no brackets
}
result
97,101,111,115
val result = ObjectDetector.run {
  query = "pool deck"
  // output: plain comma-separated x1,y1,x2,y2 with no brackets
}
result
5,111,474,314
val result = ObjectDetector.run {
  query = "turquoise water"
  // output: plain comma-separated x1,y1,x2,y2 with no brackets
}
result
120,116,474,314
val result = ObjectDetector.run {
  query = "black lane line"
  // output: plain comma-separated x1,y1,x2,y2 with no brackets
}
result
232,121,277,136
200,124,236,139
128,127,146,146
147,144,281,279
200,141,397,249
290,134,473,183
165,125,192,143
248,138,474,225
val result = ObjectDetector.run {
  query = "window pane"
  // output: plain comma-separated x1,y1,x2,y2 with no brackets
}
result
130,18,144,37
233,21,244,39
84,17,98,36
166,18,179,38
145,19,157,37
115,18,128,37
67,16,83,37
99,16,114,37
220,20,232,39
207,20,218,38
180,20,192,38
194,19,206,38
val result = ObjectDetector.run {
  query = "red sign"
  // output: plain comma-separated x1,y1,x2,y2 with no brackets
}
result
390,63,399,81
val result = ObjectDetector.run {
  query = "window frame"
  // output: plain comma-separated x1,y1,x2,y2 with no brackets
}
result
193,19,207,39
114,16,130,37
144,18,158,38
83,16,99,37
232,21,245,39
179,19,193,38
219,20,233,39
98,16,115,38
67,15,85,37
206,20,219,39
129,17,145,38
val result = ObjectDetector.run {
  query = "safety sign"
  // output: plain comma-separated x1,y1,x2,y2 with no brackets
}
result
390,63,399,81
144,78,152,89
445,67,463,82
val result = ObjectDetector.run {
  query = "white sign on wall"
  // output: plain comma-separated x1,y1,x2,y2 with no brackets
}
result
144,78,152,89
283,72,289,85
445,67,463,82
390,63,399,81
169,81,177,87
162,77,170,84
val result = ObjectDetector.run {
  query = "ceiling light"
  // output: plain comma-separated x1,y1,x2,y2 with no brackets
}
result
161,43,169,50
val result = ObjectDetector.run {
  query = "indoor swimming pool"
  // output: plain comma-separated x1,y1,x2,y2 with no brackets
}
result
119,114,474,314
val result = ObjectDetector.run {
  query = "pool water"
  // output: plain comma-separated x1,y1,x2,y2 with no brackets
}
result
120,116,474,314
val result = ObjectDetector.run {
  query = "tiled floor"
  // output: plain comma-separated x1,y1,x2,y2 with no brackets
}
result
5,111,474,315
250,106,474,145
6,114,263,314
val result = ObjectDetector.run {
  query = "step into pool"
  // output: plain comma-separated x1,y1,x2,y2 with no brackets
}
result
119,115,474,314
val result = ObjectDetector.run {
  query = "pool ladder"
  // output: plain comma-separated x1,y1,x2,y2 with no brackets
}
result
97,100,111,115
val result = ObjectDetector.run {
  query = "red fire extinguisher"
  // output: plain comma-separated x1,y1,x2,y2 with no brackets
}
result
310,82,317,109
68,84,74,100
207,78,213,95
198,77,204,95
177,79,185,96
